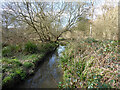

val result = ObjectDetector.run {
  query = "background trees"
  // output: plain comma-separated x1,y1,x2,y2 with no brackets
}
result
2,0,118,44
92,5,118,40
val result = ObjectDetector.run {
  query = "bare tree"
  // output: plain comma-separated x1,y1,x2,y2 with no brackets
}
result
92,5,118,40
2,1,89,42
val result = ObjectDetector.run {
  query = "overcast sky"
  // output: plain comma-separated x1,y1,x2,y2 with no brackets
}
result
0,0,119,12
0,0,119,28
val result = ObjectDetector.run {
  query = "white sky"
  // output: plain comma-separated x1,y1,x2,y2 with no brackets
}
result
0,0,119,28
92,0,119,20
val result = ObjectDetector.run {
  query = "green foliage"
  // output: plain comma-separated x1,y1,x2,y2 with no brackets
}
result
2,46,11,57
39,42,57,53
24,41,38,54
9,73,16,78
58,82,66,88
87,74,111,88
85,38,98,43
2,45,21,57
2,42,58,87
59,39,119,88
12,58,22,66
3,69,26,86
2,76,12,85
23,62,33,69
32,54,44,63
2,58,22,67
15,69,26,80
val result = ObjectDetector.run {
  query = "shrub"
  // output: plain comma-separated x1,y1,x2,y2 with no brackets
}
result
2,76,12,85
2,45,21,57
24,41,38,54
12,58,22,66
85,38,98,43
23,62,33,69
15,69,26,80
59,39,119,88
39,42,57,53
2,46,12,57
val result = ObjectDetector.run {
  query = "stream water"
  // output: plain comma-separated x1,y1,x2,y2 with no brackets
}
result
16,45,65,88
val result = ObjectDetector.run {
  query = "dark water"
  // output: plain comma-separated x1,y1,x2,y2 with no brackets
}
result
17,45,65,88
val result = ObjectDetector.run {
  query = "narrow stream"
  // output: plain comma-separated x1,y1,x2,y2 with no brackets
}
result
17,45,65,88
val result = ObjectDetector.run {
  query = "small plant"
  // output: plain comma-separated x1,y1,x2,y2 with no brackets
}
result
12,58,22,66
39,42,57,53
23,62,33,68
85,38,98,43
15,69,26,80
2,45,21,57
58,82,66,88
24,41,38,54
2,76,12,85
2,46,12,57
59,39,119,88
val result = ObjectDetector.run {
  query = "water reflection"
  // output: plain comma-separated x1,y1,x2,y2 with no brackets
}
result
58,46,65,56
17,45,65,88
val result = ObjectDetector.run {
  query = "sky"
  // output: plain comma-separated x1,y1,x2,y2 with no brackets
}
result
0,0,119,28
0,0,119,13
89,0,119,20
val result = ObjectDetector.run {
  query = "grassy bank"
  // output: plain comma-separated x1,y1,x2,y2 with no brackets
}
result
2,41,58,88
59,38,120,88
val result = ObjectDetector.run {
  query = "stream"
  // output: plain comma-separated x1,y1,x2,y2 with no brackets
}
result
16,45,65,88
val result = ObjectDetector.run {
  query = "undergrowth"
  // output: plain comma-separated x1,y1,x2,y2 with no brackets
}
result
2,41,58,88
59,38,120,88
